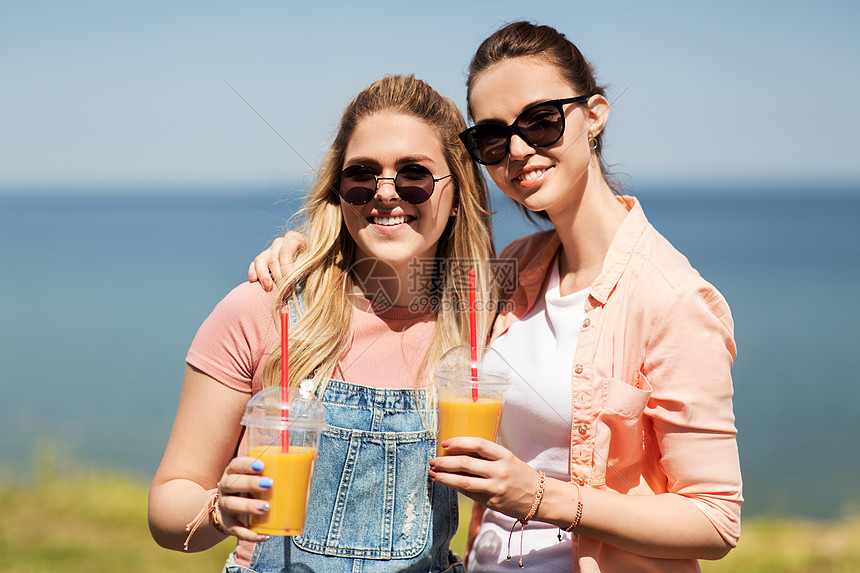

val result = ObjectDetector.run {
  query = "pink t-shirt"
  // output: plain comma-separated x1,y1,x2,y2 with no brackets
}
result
186,281,437,567
186,281,437,394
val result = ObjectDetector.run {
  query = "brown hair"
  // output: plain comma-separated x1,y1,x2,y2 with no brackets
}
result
467,21,619,222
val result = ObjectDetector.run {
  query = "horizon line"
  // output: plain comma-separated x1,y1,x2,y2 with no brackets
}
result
2,178,860,198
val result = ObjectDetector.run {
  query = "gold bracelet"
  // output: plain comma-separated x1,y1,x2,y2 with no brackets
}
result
522,470,546,524
565,482,584,533
508,470,546,568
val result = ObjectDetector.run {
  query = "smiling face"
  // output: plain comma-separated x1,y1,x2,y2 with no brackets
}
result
340,112,456,286
468,56,607,220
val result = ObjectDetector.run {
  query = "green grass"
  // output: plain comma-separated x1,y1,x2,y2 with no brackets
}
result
0,468,232,573
1,461,858,572
700,514,860,573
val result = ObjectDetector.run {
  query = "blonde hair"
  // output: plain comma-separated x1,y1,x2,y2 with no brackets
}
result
262,74,497,395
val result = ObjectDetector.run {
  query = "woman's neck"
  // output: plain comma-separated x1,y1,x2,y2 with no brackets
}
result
547,171,628,296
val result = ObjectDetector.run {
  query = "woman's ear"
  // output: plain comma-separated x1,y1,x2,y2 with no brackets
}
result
586,94,610,138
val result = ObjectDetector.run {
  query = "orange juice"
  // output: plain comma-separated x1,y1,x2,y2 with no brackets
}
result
247,446,317,535
436,397,504,456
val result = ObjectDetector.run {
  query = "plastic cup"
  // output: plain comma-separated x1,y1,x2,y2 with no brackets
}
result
241,382,326,536
435,345,510,456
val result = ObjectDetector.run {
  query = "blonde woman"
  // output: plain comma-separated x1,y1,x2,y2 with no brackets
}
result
148,74,496,573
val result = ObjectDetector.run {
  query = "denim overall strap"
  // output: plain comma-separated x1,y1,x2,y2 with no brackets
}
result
287,288,305,327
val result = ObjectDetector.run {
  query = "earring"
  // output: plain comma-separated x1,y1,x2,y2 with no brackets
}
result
588,133,599,151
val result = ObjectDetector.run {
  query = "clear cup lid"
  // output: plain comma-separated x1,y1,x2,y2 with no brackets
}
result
241,382,326,430
434,345,510,384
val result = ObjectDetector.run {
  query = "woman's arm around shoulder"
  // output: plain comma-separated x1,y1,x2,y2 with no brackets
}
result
247,231,307,292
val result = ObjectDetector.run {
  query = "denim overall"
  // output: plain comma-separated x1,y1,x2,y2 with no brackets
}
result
225,295,464,573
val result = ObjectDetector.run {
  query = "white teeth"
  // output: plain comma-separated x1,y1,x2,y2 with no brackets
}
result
372,215,411,226
517,169,547,181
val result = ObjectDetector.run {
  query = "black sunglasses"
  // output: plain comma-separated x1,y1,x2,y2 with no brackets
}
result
459,96,591,165
337,163,453,205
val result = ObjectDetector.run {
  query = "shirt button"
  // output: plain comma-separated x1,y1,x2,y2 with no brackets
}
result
575,476,587,485
582,318,591,328
577,424,588,436
574,364,584,374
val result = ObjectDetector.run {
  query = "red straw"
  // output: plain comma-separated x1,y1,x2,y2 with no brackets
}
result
280,309,290,452
469,270,478,402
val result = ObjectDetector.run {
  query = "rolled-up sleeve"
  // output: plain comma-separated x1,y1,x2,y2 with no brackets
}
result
642,278,742,546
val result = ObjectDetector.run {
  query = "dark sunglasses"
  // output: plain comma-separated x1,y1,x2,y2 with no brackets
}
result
337,163,453,205
459,96,591,165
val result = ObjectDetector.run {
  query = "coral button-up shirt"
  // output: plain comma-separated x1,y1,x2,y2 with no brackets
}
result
486,197,742,572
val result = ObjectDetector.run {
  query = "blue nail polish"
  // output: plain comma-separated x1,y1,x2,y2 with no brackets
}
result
259,477,274,488
258,502,271,512
251,460,265,471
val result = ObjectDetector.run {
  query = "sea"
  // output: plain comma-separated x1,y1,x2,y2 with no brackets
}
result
1,183,859,520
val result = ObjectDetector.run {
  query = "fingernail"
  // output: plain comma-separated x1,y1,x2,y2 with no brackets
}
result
259,477,274,488
257,502,271,512
251,460,265,471
257,534,270,542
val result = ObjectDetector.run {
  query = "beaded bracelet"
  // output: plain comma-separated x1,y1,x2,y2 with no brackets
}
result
507,470,546,568
556,482,584,541
522,470,546,523
566,482,584,532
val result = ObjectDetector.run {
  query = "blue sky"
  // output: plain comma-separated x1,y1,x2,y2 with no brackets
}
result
2,0,859,192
